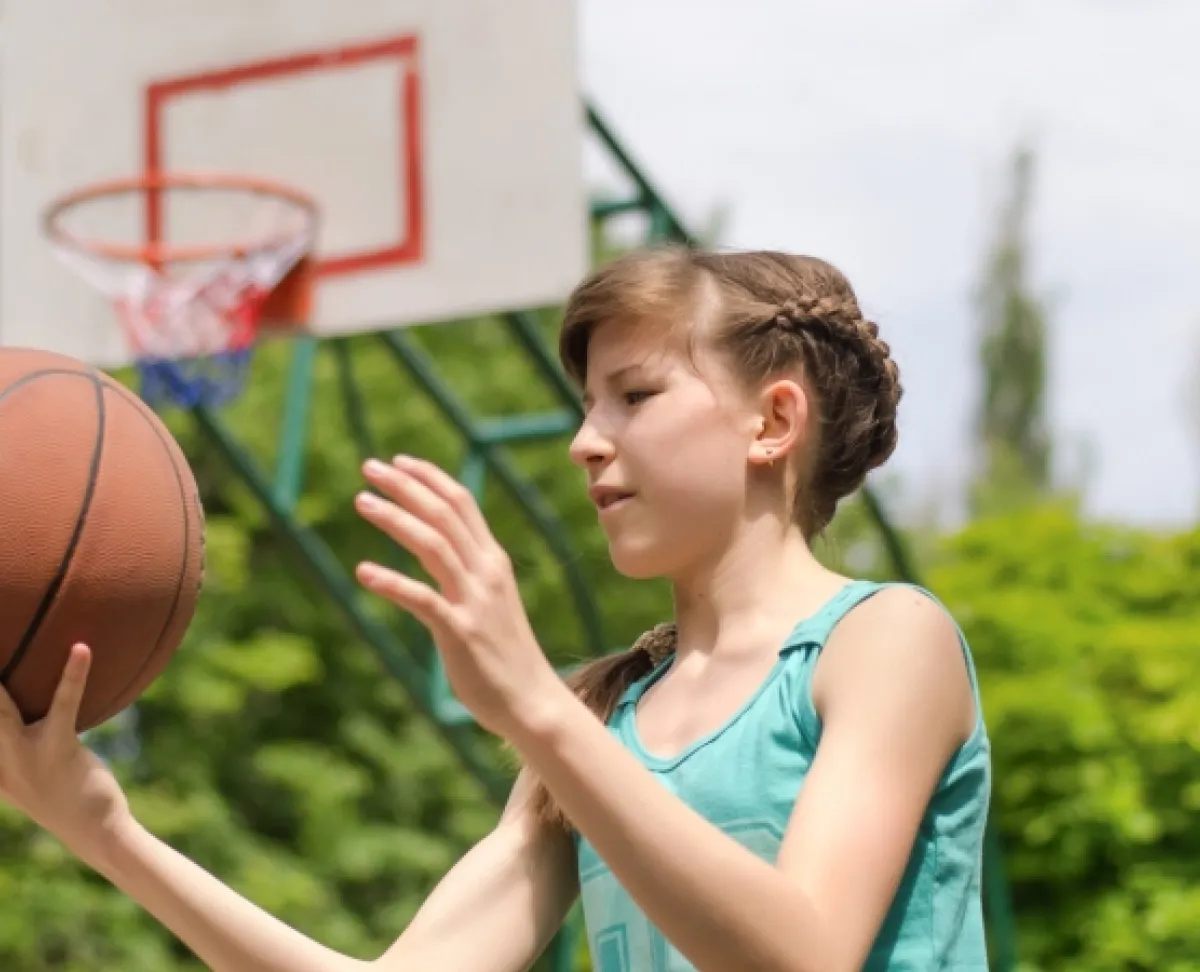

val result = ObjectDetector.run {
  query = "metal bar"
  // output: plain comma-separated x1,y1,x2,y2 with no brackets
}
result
647,200,675,243
857,485,920,585
590,196,649,220
333,336,427,650
585,103,692,244
475,409,579,446
333,338,379,459
983,817,1018,971
189,401,510,805
502,312,582,415
273,335,319,511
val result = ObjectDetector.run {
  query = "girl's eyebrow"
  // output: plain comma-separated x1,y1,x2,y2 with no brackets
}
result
582,364,652,406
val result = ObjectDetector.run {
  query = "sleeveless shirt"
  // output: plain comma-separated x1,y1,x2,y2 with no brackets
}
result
576,580,991,971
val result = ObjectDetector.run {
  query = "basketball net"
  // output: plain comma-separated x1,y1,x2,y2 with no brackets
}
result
43,174,319,407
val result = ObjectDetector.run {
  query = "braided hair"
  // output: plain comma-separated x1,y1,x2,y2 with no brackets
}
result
703,257,903,534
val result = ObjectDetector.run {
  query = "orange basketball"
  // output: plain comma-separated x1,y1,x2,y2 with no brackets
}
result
0,347,205,730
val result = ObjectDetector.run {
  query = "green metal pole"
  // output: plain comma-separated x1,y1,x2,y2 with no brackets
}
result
983,817,1018,971
333,338,379,458
273,335,319,511
502,311,581,409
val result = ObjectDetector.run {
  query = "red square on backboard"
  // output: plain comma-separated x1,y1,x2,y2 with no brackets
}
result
143,35,425,278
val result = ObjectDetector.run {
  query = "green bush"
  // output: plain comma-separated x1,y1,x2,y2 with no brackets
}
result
929,502,1200,971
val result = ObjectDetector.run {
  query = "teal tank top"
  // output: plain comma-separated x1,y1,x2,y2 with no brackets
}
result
576,580,991,971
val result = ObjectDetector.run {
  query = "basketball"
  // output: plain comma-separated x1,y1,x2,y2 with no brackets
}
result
0,347,205,731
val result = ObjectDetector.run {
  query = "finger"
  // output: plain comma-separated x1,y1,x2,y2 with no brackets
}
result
391,455,497,549
362,459,479,569
355,490,466,599
356,562,455,635
0,681,24,732
47,643,90,736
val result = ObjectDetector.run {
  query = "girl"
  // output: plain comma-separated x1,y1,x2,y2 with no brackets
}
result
0,245,990,971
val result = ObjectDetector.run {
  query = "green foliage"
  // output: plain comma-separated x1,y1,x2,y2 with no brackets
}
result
929,503,1200,971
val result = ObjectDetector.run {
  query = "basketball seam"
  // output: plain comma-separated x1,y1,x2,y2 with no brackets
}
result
0,368,93,406
1,370,106,684
86,380,197,724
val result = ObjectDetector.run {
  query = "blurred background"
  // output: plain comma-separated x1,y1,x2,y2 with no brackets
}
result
2,2,1198,971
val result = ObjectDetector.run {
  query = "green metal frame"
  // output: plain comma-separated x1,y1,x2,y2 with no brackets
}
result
181,101,1017,971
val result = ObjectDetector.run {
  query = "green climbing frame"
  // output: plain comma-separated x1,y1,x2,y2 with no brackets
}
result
182,101,1017,972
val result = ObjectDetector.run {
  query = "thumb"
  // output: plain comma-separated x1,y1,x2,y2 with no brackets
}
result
0,678,23,734
46,644,91,737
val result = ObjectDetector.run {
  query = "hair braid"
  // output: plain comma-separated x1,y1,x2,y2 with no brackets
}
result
768,291,901,530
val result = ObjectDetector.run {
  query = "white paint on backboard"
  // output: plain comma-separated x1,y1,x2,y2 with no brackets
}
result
0,0,587,367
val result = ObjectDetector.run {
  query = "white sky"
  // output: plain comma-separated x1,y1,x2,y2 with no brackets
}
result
580,0,1200,526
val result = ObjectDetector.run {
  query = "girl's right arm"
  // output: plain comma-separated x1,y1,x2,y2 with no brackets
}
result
0,646,578,972
375,769,580,970
89,768,578,972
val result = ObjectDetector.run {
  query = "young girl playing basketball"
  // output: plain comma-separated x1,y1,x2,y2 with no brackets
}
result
0,245,990,971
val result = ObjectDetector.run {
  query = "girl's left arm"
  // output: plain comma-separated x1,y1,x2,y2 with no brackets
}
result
508,588,975,972
355,456,977,972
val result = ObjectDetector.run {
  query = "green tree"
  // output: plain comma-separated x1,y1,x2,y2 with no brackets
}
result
971,143,1053,515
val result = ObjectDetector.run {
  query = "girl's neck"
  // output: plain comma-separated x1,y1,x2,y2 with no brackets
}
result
669,523,850,660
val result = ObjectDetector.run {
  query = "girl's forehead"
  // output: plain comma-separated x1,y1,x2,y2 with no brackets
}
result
585,317,748,407
587,314,697,371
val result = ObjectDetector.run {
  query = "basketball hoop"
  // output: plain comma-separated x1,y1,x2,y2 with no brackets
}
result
43,173,319,407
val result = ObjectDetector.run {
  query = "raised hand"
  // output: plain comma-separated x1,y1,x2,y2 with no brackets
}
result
0,644,131,856
354,456,568,739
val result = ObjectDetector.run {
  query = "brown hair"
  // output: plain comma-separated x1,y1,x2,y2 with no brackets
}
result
529,245,902,829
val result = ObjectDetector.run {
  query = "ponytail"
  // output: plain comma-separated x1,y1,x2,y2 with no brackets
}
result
527,623,676,830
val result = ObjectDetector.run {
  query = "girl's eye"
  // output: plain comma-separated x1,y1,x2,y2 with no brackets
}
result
623,389,654,406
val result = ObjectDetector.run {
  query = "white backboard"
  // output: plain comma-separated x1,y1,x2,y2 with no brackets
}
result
0,0,588,367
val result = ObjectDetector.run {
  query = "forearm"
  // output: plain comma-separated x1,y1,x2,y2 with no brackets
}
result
79,815,373,972
510,691,837,972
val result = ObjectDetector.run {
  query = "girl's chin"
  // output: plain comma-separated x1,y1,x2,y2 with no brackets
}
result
605,533,675,580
